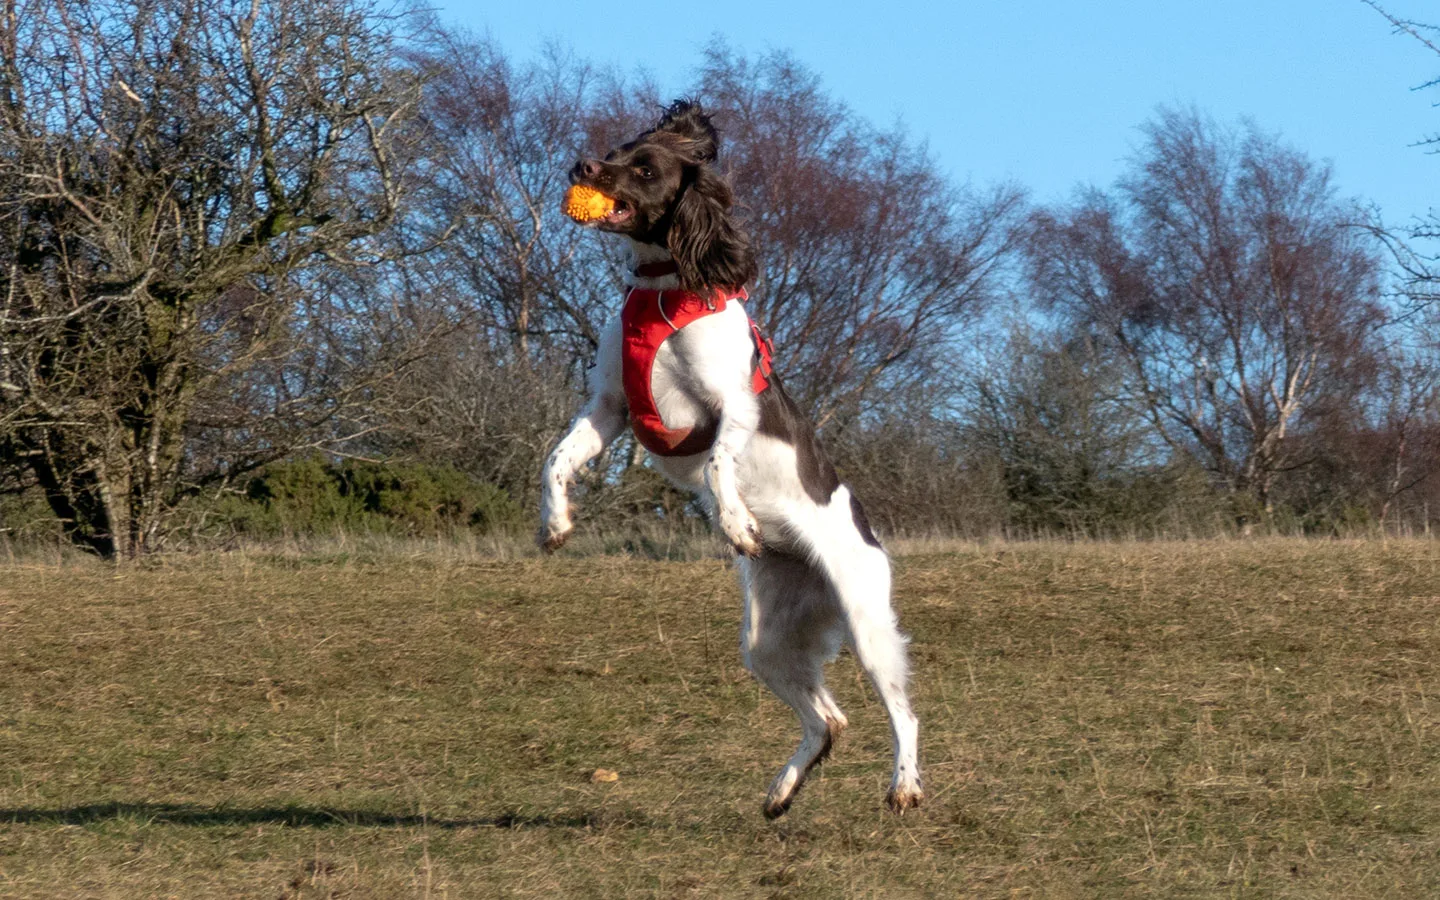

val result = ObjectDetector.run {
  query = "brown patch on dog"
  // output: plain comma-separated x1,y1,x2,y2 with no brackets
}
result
756,376,839,505
849,493,882,549
805,723,835,774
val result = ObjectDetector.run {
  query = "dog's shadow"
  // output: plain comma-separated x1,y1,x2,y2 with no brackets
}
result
1,801,646,830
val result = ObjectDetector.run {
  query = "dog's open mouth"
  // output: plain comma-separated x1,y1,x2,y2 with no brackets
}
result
562,184,635,227
595,199,634,226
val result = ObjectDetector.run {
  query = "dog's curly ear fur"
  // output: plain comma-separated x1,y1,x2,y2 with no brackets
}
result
653,98,719,163
649,98,756,290
668,165,757,291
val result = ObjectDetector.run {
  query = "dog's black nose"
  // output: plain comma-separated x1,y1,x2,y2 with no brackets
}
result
573,158,603,181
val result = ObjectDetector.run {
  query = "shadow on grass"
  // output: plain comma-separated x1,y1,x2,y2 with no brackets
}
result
0,802,650,830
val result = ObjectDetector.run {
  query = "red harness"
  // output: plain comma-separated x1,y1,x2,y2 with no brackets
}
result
620,268,774,457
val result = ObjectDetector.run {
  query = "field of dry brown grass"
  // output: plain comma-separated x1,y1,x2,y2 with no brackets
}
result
3,538,1440,898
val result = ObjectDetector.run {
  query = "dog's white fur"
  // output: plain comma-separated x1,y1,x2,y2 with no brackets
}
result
539,242,921,816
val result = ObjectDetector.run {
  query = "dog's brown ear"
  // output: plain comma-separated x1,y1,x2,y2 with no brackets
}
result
668,165,756,291
653,98,718,163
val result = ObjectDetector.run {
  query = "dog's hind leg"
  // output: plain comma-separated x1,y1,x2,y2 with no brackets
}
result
801,486,923,814
739,551,847,819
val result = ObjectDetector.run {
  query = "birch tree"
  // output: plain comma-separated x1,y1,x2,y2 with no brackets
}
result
1028,109,1386,513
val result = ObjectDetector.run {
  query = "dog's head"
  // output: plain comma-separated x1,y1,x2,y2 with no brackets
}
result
569,99,756,291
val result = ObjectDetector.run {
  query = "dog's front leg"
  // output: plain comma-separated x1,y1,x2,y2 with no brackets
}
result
539,324,625,552
538,395,624,551
704,386,762,557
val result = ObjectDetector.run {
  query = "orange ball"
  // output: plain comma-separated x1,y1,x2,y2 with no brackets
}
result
562,184,616,222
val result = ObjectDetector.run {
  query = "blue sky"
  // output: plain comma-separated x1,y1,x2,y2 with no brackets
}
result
441,1,1437,226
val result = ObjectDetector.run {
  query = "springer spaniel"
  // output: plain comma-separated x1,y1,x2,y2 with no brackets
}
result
538,100,922,817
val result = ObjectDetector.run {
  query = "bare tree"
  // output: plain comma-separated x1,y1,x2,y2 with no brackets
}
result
404,33,634,357
1286,345,1440,529
0,0,432,556
1364,3,1440,316
1029,109,1387,515
365,43,1029,529
355,35,644,507
692,44,1027,427
961,323,1171,533
824,362,1006,537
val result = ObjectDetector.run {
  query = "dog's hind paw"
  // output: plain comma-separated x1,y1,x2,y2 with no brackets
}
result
763,767,802,819
536,522,572,553
885,784,923,815
762,794,794,820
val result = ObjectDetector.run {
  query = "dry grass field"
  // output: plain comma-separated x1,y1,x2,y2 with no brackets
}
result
3,538,1440,898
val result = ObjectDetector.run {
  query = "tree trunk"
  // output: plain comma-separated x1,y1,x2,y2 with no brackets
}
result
27,441,121,557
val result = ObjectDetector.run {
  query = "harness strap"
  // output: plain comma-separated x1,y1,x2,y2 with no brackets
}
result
633,259,680,278
620,285,771,457
749,319,774,395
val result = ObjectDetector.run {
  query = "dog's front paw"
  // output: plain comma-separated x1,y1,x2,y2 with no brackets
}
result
719,507,762,558
536,516,573,554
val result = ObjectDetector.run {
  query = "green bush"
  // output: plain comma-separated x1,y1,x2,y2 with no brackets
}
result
218,457,524,538
339,460,523,534
242,456,367,534
0,489,66,542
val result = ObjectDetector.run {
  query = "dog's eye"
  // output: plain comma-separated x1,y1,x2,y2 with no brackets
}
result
637,165,654,179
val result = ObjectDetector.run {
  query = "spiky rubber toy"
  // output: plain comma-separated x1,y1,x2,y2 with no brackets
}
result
563,184,616,222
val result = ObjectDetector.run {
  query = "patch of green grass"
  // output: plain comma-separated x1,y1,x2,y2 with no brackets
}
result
3,539,1440,897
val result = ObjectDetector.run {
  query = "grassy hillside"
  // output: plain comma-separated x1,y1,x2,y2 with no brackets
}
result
2,539,1439,897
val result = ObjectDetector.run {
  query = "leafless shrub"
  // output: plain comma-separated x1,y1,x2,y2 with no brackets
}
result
1028,109,1388,518
365,41,1029,534
0,0,439,556
1363,3,1440,317
691,44,1027,427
